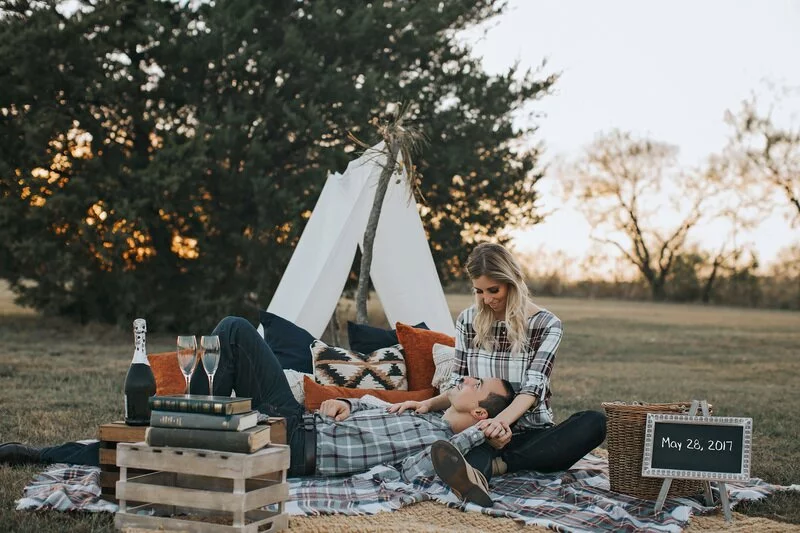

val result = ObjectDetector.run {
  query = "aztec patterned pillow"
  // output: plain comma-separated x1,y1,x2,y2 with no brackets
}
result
311,340,408,390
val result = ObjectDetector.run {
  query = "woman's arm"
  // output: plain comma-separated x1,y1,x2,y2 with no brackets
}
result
517,315,562,405
480,315,563,437
496,393,538,426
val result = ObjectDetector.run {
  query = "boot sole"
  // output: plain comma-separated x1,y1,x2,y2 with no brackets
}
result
431,440,493,507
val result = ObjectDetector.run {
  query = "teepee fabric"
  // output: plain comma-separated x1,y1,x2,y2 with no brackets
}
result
266,143,455,339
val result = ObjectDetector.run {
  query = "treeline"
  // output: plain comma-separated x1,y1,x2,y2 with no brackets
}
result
0,1,554,330
524,249,800,311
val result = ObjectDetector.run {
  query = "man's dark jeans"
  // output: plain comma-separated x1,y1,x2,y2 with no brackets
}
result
41,317,310,474
465,410,607,481
189,316,309,475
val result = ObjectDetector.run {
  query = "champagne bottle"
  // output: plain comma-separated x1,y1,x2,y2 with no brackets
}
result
124,318,157,426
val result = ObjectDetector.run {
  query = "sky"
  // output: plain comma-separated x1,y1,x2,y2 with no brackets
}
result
463,0,800,271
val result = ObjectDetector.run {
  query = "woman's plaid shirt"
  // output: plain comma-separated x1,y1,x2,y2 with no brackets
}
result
447,305,563,430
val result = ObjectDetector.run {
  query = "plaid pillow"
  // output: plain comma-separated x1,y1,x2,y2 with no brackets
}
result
311,340,407,390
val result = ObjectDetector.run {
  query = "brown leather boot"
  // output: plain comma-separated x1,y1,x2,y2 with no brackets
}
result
431,440,493,507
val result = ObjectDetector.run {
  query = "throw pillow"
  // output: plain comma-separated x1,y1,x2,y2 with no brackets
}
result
259,311,316,374
148,352,186,396
283,369,313,405
395,322,455,391
431,343,457,391
347,321,428,353
303,376,436,411
311,340,407,390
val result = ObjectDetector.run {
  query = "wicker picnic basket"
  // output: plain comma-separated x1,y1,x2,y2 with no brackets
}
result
602,401,711,500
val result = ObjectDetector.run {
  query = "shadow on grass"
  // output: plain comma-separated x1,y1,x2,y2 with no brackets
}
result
735,491,800,525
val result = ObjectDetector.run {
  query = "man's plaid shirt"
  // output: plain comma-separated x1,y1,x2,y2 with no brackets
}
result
314,399,485,480
447,305,563,430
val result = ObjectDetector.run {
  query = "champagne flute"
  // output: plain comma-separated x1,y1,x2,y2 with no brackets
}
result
176,335,197,395
200,335,221,397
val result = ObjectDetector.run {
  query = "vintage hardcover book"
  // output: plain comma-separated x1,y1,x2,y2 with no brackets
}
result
149,410,258,431
145,424,271,453
98,421,148,443
148,394,252,416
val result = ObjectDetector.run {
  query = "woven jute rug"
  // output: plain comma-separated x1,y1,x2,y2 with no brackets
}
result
121,509,800,533
287,503,800,533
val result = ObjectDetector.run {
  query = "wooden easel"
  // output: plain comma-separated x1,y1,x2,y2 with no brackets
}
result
654,400,732,521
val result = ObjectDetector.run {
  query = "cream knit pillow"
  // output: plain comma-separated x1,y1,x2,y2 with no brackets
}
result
431,343,456,391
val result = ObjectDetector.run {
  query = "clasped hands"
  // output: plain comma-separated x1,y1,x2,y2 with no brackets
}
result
477,418,512,449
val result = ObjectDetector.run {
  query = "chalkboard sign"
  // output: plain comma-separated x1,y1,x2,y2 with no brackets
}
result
642,414,752,482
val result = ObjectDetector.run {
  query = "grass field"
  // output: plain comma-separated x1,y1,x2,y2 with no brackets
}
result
1,284,799,531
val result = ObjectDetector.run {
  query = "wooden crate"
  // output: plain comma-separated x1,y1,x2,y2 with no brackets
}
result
115,442,290,533
98,418,287,502
98,422,151,502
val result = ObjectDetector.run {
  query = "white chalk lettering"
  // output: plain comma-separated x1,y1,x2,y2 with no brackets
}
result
661,436,682,451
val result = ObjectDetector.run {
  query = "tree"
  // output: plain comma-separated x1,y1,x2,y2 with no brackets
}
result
353,109,425,325
725,92,800,225
0,0,557,329
565,130,712,301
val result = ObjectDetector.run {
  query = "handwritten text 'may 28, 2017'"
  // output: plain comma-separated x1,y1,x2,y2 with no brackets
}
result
661,437,735,452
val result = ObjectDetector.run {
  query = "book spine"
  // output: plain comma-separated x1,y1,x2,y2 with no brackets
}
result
148,397,235,415
150,411,247,431
145,426,254,453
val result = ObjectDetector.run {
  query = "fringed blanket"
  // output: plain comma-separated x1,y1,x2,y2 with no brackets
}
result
15,463,118,513
17,454,787,532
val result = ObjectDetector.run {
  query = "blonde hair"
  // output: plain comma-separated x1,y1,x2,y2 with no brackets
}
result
466,242,532,355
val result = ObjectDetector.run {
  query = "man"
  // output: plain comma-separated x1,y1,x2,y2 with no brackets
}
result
1,317,512,505
313,374,513,484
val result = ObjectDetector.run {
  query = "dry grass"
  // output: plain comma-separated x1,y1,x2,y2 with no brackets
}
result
1,284,798,531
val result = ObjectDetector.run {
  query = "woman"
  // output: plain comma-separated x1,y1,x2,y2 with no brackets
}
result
391,242,606,490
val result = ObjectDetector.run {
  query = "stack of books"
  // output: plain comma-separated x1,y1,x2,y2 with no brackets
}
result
145,395,271,454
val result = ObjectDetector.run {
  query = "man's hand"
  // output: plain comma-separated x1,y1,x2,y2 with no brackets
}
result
319,399,351,421
387,400,430,414
476,418,511,439
486,430,512,450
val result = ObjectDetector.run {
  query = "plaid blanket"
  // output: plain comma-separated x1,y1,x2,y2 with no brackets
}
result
286,453,783,532
15,463,118,513
17,454,786,532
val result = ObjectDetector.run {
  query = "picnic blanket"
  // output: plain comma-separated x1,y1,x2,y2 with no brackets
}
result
16,453,789,532
15,463,118,513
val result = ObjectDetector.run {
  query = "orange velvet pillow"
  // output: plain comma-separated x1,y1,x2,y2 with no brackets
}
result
147,351,187,396
395,322,455,391
303,376,436,411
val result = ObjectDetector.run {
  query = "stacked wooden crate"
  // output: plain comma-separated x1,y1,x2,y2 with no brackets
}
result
114,442,290,533
97,422,150,502
98,417,286,502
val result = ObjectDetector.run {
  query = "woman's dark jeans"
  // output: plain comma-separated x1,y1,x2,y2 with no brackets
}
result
466,410,607,481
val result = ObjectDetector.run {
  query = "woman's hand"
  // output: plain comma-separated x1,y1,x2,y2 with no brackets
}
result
387,400,430,414
476,418,511,439
319,399,351,421
486,430,512,450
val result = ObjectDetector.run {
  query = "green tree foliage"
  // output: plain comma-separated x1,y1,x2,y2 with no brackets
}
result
0,0,556,329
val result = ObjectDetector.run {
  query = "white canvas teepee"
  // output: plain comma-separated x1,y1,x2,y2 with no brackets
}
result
264,142,455,339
